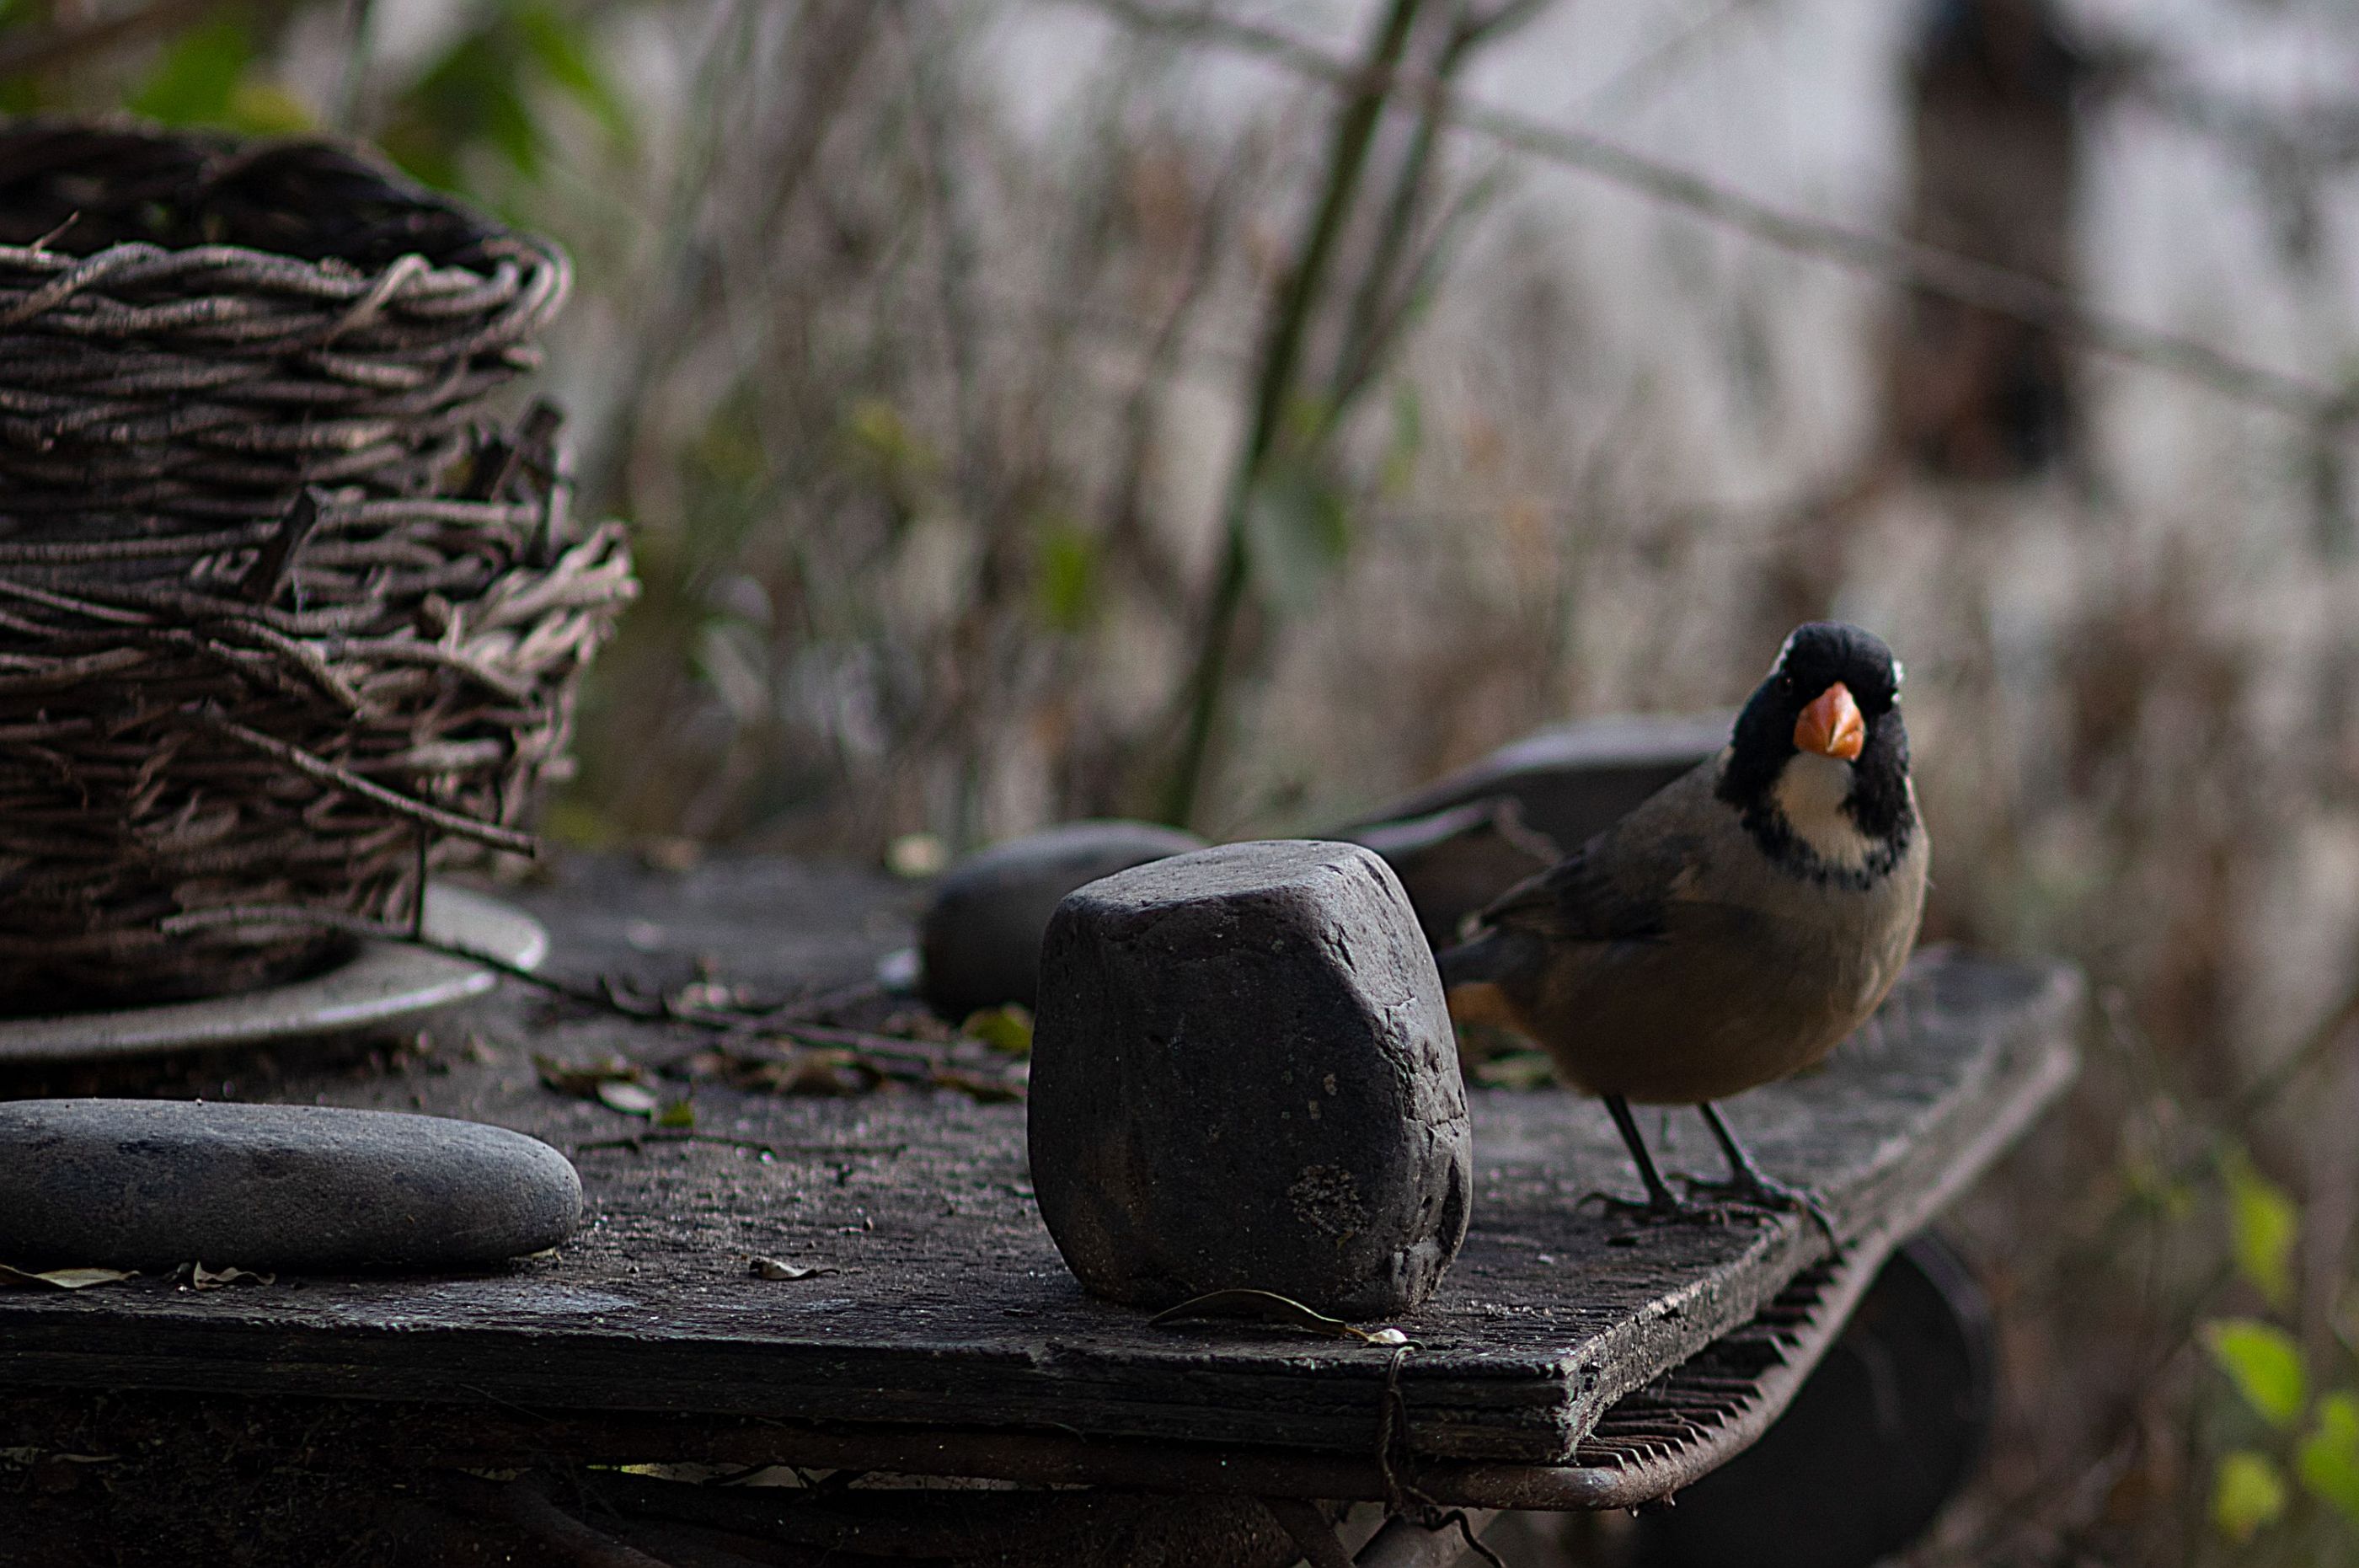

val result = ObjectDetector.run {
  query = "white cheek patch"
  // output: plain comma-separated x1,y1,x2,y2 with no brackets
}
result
1772,752,1881,872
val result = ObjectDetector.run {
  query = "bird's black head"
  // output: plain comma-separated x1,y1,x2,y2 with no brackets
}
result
1716,622,1915,882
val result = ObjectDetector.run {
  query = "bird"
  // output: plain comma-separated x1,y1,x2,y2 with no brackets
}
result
1438,622,1928,1227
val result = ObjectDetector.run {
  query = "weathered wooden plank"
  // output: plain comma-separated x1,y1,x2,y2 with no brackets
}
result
0,857,2078,1469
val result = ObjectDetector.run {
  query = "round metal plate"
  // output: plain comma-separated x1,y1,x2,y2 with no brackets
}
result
0,886,546,1065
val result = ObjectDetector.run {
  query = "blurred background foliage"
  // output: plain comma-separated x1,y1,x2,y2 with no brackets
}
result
11,0,2359,1562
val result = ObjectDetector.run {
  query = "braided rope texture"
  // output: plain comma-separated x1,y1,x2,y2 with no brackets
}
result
0,121,635,1014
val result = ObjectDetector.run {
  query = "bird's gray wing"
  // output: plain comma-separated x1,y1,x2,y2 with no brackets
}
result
1477,841,1675,945
1476,758,1728,945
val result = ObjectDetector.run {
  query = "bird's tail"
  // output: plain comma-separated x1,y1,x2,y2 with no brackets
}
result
1434,928,1533,1032
1435,928,1521,989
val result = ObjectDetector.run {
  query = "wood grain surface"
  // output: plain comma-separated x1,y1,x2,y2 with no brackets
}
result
0,854,2078,1470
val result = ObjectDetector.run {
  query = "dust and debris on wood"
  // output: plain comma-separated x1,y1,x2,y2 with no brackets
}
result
527,972,1028,1105
1148,1288,1415,1346
0,859,2078,1506
747,1256,837,1281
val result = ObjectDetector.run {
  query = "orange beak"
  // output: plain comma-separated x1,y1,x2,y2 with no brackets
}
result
1794,682,1865,761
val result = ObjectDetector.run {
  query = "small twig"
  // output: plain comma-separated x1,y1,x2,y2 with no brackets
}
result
404,827,429,942
237,487,327,605
772,1022,949,1063
1160,0,1430,827
763,977,888,1025
575,1132,907,1159
1075,0,2356,426
162,903,1008,1097
197,714,540,856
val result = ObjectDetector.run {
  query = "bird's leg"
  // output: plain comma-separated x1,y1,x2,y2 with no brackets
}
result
1585,1094,1690,1218
1688,1102,1839,1247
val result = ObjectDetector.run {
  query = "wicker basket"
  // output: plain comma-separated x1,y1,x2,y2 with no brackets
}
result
0,121,634,1014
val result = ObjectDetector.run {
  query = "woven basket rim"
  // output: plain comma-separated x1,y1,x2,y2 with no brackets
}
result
0,116,567,281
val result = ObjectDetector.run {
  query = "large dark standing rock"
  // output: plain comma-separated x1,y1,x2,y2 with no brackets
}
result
0,1100,582,1271
920,820,1205,1018
1028,841,1471,1319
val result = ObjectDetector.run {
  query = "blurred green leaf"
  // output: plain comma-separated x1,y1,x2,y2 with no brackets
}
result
517,4,634,145
2215,1450,2289,1543
1243,463,1351,614
224,83,315,136
382,27,538,189
2205,1318,2308,1428
960,1004,1034,1057
841,397,937,509
1277,391,1335,448
378,0,631,194
2223,1148,2300,1311
1472,1050,1556,1090
2300,1391,2359,1523
127,17,254,126
655,1097,696,1130
1032,516,1099,634
2120,1147,2196,1221
1379,384,1422,498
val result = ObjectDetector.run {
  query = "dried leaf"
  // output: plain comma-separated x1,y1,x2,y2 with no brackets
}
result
928,1067,1024,1104
185,1263,274,1291
876,1006,956,1044
672,977,750,1013
960,1004,1034,1057
0,1264,135,1291
596,1080,659,1116
1149,1288,1413,1346
734,1046,877,1096
748,1256,837,1282
1473,1051,1557,1090
885,832,947,878
535,1052,647,1096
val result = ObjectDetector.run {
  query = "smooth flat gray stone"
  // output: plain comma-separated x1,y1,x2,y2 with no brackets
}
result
0,1100,581,1271
919,820,1205,1018
1029,840,1471,1319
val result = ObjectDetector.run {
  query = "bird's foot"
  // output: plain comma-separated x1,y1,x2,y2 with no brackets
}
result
1679,1171,1840,1250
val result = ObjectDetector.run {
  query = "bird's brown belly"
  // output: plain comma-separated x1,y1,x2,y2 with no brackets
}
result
1509,937,1902,1105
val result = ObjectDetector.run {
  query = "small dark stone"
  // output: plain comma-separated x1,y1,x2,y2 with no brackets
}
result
0,1100,582,1271
1027,841,1472,1319
920,821,1205,1019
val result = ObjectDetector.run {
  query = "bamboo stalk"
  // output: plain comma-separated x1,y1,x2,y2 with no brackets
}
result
1159,0,1428,827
